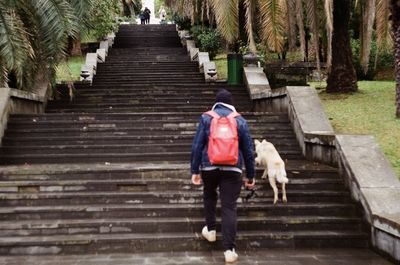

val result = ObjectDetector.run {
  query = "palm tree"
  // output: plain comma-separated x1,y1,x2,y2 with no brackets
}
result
0,0,92,90
326,0,358,92
390,0,400,118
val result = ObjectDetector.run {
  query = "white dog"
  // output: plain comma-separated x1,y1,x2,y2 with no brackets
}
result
254,139,288,204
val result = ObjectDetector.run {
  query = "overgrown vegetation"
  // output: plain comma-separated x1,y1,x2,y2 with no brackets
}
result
89,0,123,40
310,81,400,177
190,26,222,59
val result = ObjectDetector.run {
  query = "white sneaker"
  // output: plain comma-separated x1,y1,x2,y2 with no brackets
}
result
224,249,238,263
201,226,216,242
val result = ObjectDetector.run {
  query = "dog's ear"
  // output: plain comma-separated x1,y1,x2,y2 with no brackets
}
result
254,139,261,146
262,139,267,144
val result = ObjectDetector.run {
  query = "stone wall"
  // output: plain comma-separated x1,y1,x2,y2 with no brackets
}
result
0,88,46,145
286,86,337,166
285,86,399,263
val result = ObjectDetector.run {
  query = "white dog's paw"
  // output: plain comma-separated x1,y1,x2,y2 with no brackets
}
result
273,196,278,204
282,196,287,203
261,175,267,179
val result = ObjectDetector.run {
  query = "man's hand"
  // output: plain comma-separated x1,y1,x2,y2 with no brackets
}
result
191,174,202,185
244,178,256,189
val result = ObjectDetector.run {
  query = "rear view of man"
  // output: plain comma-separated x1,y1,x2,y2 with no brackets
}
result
190,89,255,263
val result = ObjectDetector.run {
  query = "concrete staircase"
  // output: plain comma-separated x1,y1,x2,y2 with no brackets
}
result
0,24,370,255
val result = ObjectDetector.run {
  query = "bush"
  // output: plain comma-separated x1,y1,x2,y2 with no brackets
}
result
90,0,122,40
197,29,222,60
189,26,222,59
351,39,394,80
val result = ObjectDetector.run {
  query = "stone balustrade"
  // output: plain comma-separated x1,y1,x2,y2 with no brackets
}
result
0,88,46,145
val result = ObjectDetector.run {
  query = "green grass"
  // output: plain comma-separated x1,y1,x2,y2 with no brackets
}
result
214,53,227,80
309,81,400,177
56,56,85,82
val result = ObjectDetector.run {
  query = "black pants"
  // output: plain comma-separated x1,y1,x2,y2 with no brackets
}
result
201,169,242,251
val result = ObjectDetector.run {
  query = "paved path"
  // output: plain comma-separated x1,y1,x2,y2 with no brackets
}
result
0,249,393,265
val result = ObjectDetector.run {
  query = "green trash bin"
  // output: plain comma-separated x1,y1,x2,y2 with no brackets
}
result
227,53,243,85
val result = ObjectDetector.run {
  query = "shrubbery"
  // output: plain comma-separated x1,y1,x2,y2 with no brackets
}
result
190,26,222,60
89,0,122,40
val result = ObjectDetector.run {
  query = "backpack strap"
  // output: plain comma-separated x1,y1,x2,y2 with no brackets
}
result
204,110,220,119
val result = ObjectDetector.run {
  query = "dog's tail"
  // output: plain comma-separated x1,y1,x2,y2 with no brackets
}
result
275,162,288,184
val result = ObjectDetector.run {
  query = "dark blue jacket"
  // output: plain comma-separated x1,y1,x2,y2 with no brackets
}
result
190,103,255,179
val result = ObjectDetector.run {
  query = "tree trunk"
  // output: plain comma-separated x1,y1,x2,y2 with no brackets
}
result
390,0,400,117
287,0,297,51
68,36,82,56
326,0,357,93
360,0,376,75
295,0,306,61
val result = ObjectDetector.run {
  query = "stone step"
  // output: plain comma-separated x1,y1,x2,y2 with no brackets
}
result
4,122,292,133
59,93,250,100
0,190,352,206
100,60,195,65
0,145,300,156
92,77,205,83
49,96,251,104
72,83,246,89
0,203,361,220
3,125,293,137
1,135,297,147
44,106,254,113
91,79,206,85
0,161,337,180
3,132,295,140
7,117,289,128
95,67,199,73
100,58,192,63
0,178,346,193
45,101,254,110
0,249,390,264
107,47,188,53
0,230,369,255
0,142,301,155
9,112,288,121
72,90,249,96
0,151,303,164
0,216,364,237
43,106,253,113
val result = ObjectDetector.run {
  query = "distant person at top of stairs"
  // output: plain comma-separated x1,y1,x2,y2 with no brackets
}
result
144,7,151,24
159,6,166,24
190,89,256,263
139,11,145,25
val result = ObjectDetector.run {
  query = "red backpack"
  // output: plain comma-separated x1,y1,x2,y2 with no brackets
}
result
205,110,240,166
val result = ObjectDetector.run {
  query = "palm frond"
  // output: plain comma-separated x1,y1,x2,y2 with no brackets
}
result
360,0,376,74
0,7,33,86
69,0,94,22
244,0,257,53
376,0,393,52
27,0,80,59
259,0,287,54
209,0,239,43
